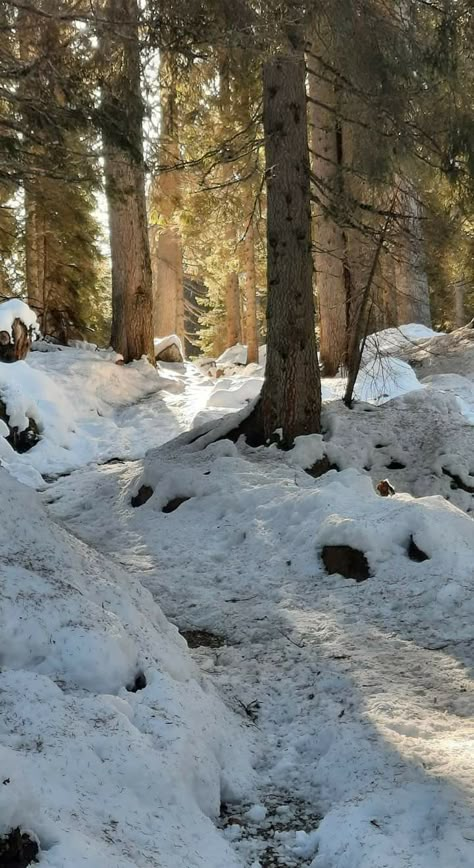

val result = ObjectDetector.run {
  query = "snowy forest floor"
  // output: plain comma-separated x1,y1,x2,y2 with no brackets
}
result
1,324,474,867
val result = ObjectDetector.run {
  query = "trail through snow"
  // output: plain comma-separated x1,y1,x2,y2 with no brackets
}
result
1,327,474,867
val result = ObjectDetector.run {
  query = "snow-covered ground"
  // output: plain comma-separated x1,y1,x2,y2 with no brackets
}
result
1,320,473,867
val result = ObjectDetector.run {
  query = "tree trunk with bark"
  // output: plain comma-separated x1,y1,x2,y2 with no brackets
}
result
454,281,465,328
395,182,432,327
151,54,185,347
243,212,258,364
24,189,46,318
307,48,348,376
220,56,241,349
101,0,154,363
225,269,242,347
258,54,321,444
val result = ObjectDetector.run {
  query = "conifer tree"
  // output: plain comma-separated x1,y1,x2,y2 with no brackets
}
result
101,0,154,362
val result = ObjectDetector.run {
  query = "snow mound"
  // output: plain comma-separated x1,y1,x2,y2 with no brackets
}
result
216,343,248,367
323,388,474,513
0,347,192,485
55,430,474,868
206,376,263,410
363,323,441,357
0,298,40,339
0,467,253,866
154,334,184,358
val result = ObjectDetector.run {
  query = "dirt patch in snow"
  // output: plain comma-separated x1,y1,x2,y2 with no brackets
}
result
219,796,321,867
180,628,226,649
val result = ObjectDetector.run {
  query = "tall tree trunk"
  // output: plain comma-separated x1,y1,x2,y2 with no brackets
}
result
225,269,241,346
243,213,258,364
395,182,432,327
307,48,348,376
151,54,185,347
18,7,46,322
24,188,46,317
454,281,465,328
101,0,153,363
220,55,241,348
259,54,321,444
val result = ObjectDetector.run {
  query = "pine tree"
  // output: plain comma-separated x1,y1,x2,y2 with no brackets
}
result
100,0,154,362
258,53,321,443
150,52,185,345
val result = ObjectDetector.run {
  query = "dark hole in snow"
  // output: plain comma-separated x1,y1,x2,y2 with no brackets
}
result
322,545,370,582
386,460,406,470
180,628,225,648
131,485,153,507
442,467,474,494
305,455,339,479
375,443,388,449
162,496,190,513
407,535,429,562
1,399,39,453
126,670,147,692
0,828,39,867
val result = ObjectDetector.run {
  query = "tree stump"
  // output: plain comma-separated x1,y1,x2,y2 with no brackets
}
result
0,318,31,363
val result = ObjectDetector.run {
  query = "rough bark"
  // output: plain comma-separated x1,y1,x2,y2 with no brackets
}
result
220,56,241,349
395,183,432,327
18,8,46,322
151,54,185,347
258,54,321,444
102,0,154,363
454,281,465,328
24,188,46,318
243,214,258,364
225,270,242,347
307,47,348,375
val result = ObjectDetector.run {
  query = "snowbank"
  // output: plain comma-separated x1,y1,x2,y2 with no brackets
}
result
52,429,474,868
0,467,253,867
0,298,40,338
154,334,184,360
363,323,441,357
0,347,197,485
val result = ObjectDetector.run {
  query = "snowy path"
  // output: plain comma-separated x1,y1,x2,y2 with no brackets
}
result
44,366,474,868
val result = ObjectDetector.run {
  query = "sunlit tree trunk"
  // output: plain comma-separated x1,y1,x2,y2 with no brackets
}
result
101,0,154,362
243,214,258,364
220,56,241,348
151,54,185,347
307,45,347,375
454,281,465,328
395,182,432,327
259,54,321,444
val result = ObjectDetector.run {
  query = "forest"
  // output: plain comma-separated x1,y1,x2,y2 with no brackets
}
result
0,2,473,868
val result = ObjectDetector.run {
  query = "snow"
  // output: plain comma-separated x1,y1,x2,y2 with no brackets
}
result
363,323,441,357
0,298,40,338
154,334,184,358
216,343,248,366
1,322,473,867
0,467,253,866
0,346,214,485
